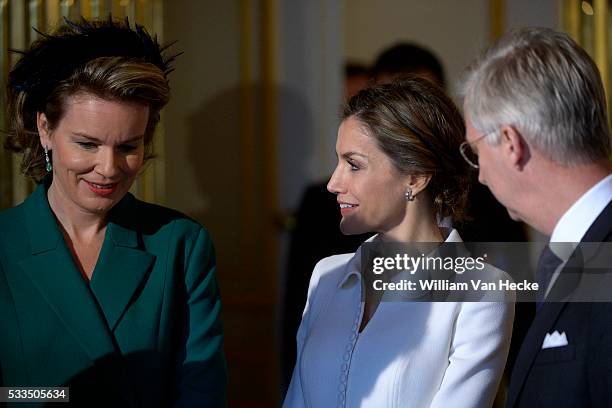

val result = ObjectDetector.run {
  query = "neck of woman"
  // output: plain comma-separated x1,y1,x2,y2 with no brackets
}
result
379,195,445,243
47,183,108,242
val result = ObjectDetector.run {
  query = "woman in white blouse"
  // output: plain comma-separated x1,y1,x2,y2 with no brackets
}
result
284,79,514,408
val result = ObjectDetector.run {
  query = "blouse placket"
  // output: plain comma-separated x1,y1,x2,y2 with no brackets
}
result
337,292,365,408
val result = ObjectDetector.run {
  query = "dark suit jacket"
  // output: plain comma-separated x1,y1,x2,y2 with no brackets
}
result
0,182,227,407
507,201,612,407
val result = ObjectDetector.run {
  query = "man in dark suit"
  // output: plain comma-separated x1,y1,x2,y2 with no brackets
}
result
461,27,612,407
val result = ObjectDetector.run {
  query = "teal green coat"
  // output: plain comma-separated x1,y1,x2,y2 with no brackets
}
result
0,182,227,407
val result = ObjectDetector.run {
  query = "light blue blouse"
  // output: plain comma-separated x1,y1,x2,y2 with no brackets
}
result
284,229,514,408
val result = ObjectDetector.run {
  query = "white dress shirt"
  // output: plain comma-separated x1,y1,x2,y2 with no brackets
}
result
284,229,514,408
544,174,612,296
551,174,612,244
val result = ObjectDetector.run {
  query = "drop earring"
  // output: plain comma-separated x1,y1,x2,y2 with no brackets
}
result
405,186,415,201
44,147,52,172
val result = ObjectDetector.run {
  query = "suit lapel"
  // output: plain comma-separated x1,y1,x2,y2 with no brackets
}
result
19,184,117,361
507,300,566,406
581,201,612,243
89,217,155,331
509,249,587,407
508,200,612,406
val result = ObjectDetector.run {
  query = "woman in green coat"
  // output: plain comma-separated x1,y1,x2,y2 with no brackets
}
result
0,18,227,407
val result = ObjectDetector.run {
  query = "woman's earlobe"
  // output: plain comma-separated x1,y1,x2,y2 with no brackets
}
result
36,112,52,146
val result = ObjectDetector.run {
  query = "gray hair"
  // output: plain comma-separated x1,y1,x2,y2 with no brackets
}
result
460,27,610,165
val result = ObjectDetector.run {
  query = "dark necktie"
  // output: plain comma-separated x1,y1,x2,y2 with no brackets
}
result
535,245,563,311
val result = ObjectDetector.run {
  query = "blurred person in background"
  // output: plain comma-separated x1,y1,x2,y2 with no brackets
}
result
345,62,371,99
371,42,446,87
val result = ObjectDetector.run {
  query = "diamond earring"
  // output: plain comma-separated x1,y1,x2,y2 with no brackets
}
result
405,186,415,201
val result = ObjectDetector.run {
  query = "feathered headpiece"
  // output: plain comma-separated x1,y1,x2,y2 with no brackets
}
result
8,15,178,111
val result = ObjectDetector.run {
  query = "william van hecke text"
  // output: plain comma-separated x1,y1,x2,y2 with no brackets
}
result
372,279,539,292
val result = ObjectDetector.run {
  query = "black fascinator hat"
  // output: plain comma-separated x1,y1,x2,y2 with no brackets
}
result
8,15,178,112
4,15,178,182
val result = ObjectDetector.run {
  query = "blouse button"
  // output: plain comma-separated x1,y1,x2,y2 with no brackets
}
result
341,363,348,371
343,351,351,361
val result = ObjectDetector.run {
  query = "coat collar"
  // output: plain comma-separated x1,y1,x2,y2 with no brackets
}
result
338,228,463,289
19,184,117,362
19,182,155,358
506,250,584,407
23,180,63,254
105,191,141,249
22,179,143,253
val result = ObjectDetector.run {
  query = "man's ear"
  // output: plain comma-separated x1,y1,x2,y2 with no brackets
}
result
36,112,52,149
500,125,529,170
407,173,432,197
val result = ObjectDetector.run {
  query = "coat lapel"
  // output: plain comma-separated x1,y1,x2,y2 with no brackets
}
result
19,184,117,361
507,301,565,407
581,201,612,243
89,213,155,331
508,249,584,406
508,201,612,406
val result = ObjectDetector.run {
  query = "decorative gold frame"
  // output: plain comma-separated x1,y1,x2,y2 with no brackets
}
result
562,0,610,124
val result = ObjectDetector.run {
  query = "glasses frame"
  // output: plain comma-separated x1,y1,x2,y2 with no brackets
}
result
459,131,495,169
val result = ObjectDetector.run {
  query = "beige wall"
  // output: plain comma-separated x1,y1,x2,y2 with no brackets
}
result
164,2,280,406
164,1,241,218
343,0,560,97
343,0,490,95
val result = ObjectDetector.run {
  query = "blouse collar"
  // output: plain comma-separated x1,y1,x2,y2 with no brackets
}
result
338,228,463,289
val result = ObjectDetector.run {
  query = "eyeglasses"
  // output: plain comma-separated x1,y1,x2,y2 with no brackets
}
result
459,132,494,169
